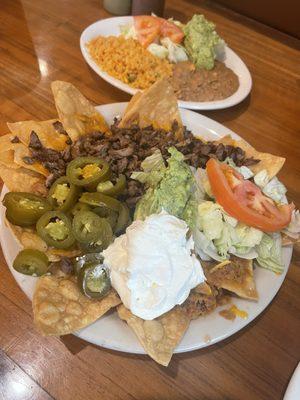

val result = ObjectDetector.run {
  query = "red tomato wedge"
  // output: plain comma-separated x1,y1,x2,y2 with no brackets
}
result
160,20,184,43
206,158,293,232
134,16,162,47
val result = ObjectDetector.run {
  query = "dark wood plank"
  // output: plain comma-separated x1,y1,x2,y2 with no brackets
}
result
0,349,53,400
0,0,299,399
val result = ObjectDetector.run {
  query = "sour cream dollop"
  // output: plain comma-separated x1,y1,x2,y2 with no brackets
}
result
103,212,205,320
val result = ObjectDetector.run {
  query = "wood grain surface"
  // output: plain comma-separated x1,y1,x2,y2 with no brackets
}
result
0,0,299,399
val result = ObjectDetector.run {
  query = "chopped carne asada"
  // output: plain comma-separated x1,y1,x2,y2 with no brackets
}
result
181,284,223,319
22,156,35,165
27,131,72,187
203,262,245,287
52,121,68,135
10,136,20,143
52,121,72,145
24,122,259,206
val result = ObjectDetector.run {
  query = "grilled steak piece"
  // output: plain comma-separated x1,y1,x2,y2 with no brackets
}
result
181,284,222,319
25,121,259,205
52,121,68,135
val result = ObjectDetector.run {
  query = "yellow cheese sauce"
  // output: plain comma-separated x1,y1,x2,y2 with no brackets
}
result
219,305,248,321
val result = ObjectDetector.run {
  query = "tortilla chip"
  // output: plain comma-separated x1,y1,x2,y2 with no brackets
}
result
203,257,258,300
7,119,68,151
5,219,82,262
235,140,285,178
0,133,48,176
215,134,235,146
282,233,300,247
119,78,183,139
0,164,46,195
215,135,285,178
180,283,220,320
195,281,213,295
0,133,19,152
51,81,109,141
0,150,19,169
117,305,190,366
125,91,143,114
13,143,49,176
46,248,82,261
33,275,121,336
5,219,48,252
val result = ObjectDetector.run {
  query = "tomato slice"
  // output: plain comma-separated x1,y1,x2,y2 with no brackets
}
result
134,16,162,47
206,158,293,232
160,20,184,43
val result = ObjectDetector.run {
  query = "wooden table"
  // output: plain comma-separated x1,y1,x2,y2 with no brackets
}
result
0,1,299,399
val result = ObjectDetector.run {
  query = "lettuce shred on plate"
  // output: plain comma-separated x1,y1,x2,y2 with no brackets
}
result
120,21,189,64
193,201,263,261
283,210,300,239
192,161,292,272
256,233,284,273
131,148,296,274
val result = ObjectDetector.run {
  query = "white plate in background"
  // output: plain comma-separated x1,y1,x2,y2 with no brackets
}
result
80,16,252,111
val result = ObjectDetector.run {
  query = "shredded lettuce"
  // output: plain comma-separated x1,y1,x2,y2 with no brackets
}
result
193,229,224,262
131,150,166,186
167,17,185,29
224,157,254,179
147,43,169,59
262,177,287,204
283,209,300,239
194,201,263,261
214,224,238,257
197,202,223,240
190,167,205,202
254,170,287,204
160,37,188,63
256,233,284,273
254,169,270,188
223,213,238,227
120,24,137,39
235,224,264,248
231,247,259,259
141,149,165,172
194,168,213,198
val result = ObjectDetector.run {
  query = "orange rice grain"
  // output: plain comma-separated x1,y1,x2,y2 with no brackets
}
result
87,36,173,90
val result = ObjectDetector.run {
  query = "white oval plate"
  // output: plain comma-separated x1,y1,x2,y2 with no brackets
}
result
80,16,252,111
0,104,292,354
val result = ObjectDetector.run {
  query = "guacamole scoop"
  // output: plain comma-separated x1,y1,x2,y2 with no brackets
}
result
133,147,197,229
183,14,224,70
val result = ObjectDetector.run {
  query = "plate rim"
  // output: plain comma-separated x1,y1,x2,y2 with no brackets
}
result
79,16,253,111
0,102,292,355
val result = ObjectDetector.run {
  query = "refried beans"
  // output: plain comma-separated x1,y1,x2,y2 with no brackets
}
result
171,60,239,102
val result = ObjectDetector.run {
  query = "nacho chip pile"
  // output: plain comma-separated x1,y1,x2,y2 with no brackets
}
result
119,77,184,139
215,134,285,178
0,79,290,366
118,305,190,366
0,118,70,194
33,275,121,336
51,81,110,141
203,258,258,300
